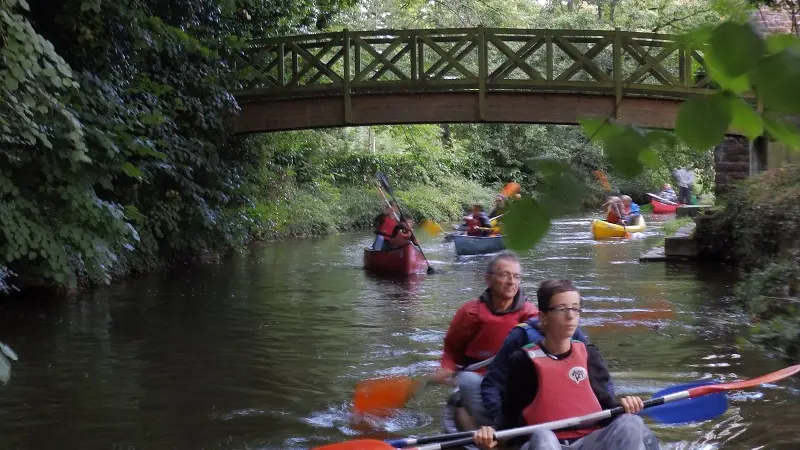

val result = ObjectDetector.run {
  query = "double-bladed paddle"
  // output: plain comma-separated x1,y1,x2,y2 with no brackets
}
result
318,364,800,450
646,192,680,206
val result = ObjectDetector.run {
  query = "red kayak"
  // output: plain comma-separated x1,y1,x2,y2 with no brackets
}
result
651,198,679,214
363,244,428,275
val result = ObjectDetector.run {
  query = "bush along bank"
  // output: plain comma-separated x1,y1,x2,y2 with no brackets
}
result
0,0,353,296
695,165,800,360
246,177,495,240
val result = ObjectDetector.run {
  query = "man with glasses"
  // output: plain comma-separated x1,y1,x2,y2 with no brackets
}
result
473,280,658,450
432,251,538,429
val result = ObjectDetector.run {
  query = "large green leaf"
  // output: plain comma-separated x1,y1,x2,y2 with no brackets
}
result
763,113,800,151
703,50,751,94
708,22,765,79
502,197,551,251
675,93,732,150
765,34,800,55
602,126,649,177
578,117,619,142
754,48,800,114
727,95,763,140
526,157,585,214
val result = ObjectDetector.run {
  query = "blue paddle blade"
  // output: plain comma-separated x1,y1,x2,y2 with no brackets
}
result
642,380,729,424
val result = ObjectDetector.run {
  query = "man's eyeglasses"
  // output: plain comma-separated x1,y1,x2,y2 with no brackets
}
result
490,271,522,282
547,305,582,315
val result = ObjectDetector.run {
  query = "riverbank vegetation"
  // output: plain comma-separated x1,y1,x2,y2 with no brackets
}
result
4,0,800,296
1,0,724,294
696,165,800,360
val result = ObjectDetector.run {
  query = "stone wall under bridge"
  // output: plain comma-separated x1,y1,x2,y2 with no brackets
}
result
714,136,757,197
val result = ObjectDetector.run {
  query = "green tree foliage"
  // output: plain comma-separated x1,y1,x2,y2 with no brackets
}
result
244,126,494,238
1,0,353,292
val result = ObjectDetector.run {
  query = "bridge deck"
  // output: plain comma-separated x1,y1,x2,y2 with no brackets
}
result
231,27,715,133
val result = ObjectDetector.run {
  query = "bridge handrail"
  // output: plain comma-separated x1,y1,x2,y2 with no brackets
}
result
233,27,716,106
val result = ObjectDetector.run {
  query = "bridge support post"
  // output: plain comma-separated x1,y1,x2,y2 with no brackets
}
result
613,27,622,119
343,29,352,125
714,136,751,197
477,26,487,121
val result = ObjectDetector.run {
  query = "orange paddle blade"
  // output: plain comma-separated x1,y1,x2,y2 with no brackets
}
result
594,170,611,191
501,182,521,198
420,220,444,236
689,365,800,397
353,376,422,415
312,439,395,450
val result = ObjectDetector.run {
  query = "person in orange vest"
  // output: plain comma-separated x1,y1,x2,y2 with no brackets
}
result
372,201,399,250
602,196,625,225
473,279,658,450
431,251,539,428
465,204,494,236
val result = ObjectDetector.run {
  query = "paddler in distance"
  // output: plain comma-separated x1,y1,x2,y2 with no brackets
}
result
372,200,400,250
473,279,658,450
432,251,538,429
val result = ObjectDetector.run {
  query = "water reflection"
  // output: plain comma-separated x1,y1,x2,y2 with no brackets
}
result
0,214,798,450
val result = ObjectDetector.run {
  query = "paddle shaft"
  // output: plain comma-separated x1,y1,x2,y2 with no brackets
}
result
411,362,800,449
376,175,435,273
647,192,680,206
413,394,686,450
376,182,400,220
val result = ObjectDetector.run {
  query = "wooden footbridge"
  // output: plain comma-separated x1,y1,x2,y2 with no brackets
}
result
230,27,715,133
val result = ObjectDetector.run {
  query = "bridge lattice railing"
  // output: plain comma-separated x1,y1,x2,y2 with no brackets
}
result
233,27,715,102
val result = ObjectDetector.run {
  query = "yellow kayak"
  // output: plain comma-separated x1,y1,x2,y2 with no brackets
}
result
591,215,647,239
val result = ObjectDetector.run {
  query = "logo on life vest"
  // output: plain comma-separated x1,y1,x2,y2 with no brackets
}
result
568,366,588,384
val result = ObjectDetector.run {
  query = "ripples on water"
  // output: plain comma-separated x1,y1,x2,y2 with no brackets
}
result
1,214,799,449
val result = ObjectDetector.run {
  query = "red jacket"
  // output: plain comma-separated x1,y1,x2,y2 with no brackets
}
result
441,289,539,373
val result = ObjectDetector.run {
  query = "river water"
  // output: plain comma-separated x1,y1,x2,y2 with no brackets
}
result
1,214,799,450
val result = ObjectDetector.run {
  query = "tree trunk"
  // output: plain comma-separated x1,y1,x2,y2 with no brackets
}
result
368,127,376,153
610,0,618,23
441,124,452,148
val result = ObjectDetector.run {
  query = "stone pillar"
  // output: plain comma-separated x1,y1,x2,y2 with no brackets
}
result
714,136,751,197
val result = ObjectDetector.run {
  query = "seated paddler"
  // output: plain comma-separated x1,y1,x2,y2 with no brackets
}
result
465,204,494,237
480,279,602,427
473,279,658,450
372,201,400,250
432,251,538,429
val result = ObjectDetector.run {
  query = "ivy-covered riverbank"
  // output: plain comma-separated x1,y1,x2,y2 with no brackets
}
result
696,164,800,360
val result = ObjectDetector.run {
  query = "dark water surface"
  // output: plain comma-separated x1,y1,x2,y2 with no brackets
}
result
1,214,799,449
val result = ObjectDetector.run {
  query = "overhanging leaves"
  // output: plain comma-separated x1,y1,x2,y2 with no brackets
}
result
708,22,765,79
676,93,732,151
502,197,551,251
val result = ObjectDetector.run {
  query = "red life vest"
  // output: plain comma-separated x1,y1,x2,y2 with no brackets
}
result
463,300,536,375
377,214,399,237
464,216,479,228
522,341,603,440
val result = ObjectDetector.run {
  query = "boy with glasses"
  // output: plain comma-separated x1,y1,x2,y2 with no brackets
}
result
473,279,658,450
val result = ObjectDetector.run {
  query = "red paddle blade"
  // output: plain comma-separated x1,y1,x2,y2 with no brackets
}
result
312,439,395,450
353,376,422,416
688,365,800,398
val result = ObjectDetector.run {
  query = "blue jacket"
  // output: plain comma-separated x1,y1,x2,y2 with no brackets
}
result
480,318,613,426
630,202,641,215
